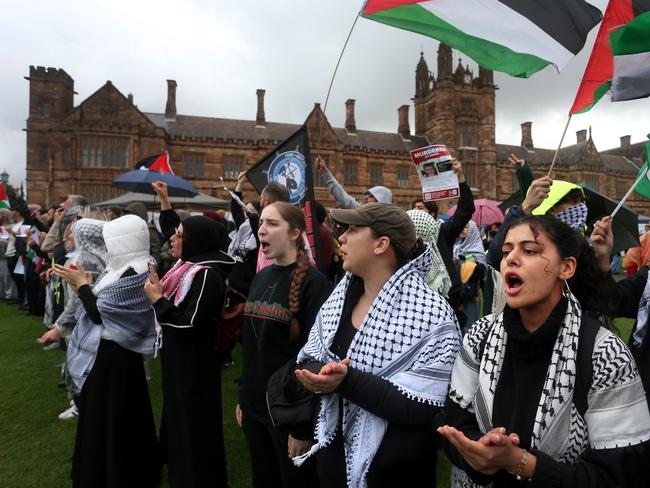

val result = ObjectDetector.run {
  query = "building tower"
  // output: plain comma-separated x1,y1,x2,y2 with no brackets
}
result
413,45,497,197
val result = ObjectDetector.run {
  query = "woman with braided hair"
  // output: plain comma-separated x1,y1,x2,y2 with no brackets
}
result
238,201,330,488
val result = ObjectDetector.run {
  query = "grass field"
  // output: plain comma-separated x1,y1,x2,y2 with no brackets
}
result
0,301,634,487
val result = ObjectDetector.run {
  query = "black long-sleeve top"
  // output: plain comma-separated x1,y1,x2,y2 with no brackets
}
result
443,300,650,488
317,276,443,488
614,266,649,320
439,182,475,303
239,262,330,438
152,263,226,338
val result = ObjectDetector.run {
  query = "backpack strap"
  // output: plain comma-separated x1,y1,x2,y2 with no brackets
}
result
573,315,601,418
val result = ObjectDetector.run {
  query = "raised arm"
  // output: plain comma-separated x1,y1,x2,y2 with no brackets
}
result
441,160,475,246
316,155,360,209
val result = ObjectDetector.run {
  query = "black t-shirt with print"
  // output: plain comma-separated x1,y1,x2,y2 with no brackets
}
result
238,262,330,425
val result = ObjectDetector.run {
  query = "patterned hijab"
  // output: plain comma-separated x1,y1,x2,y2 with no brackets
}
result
71,218,107,279
407,209,451,297
453,220,486,264
60,205,83,239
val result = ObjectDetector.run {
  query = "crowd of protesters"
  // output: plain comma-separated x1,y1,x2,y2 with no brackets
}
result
2,151,650,488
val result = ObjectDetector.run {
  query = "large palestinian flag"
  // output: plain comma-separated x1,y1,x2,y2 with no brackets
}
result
570,0,650,114
361,0,602,78
611,8,650,101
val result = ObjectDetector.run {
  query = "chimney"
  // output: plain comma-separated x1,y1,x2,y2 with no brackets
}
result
256,89,266,126
398,105,410,138
165,79,177,120
345,99,356,133
621,135,631,149
127,93,133,104
576,129,587,144
521,121,533,148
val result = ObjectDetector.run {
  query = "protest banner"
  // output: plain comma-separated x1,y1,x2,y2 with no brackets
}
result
246,125,323,270
410,144,459,201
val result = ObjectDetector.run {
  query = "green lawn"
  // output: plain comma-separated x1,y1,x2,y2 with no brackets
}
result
0,302,251,488
0,302,635,487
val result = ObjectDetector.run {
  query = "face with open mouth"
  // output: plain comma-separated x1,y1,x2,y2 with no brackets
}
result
338,224,377,274
500,224,574,312
258,205,300,263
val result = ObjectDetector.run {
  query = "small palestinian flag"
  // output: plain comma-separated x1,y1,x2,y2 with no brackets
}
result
611,9,650,102
632,135,650,199
0,182,10,210
135,151,174,174
361,0,602,78
570,0,649,114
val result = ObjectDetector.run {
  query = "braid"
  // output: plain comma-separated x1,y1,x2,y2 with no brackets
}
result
288,236,310,343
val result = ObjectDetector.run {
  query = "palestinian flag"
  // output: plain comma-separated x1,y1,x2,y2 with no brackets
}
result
0,182,9,210
361,0,602,78
611,8,650,101
570,0,649,114
135,151,174,174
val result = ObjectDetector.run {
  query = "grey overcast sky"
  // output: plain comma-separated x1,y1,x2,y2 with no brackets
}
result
1,0,649,186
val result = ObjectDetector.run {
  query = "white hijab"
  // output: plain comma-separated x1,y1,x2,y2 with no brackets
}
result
94,214,150,293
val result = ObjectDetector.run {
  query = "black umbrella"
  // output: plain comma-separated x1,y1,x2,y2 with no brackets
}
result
112,170,198,198
498,183,640,254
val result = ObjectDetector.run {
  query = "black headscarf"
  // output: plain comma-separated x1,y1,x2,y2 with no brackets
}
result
180,215,229,262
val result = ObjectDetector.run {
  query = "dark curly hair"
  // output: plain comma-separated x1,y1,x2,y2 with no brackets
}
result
498,215,615,316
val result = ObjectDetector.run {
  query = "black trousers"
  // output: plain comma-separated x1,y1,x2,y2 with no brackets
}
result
242,414,318,488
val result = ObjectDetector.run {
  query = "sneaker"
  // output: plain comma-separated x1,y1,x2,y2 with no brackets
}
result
58,403,79,420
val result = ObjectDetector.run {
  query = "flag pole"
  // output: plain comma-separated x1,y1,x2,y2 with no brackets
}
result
323,1,368,114
219,177,248,212
547,114,572,177
611,164,649,218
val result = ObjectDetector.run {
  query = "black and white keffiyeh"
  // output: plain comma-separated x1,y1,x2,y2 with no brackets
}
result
294,246,461,488
555,202,588,233
453,221,486,265
67,271,157,394
227,219,256,257
633,273,650,347
71,218,107,278
407,210,452,297
449,293,650,475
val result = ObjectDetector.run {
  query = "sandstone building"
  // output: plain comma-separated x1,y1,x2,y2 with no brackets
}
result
24,46,649,214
